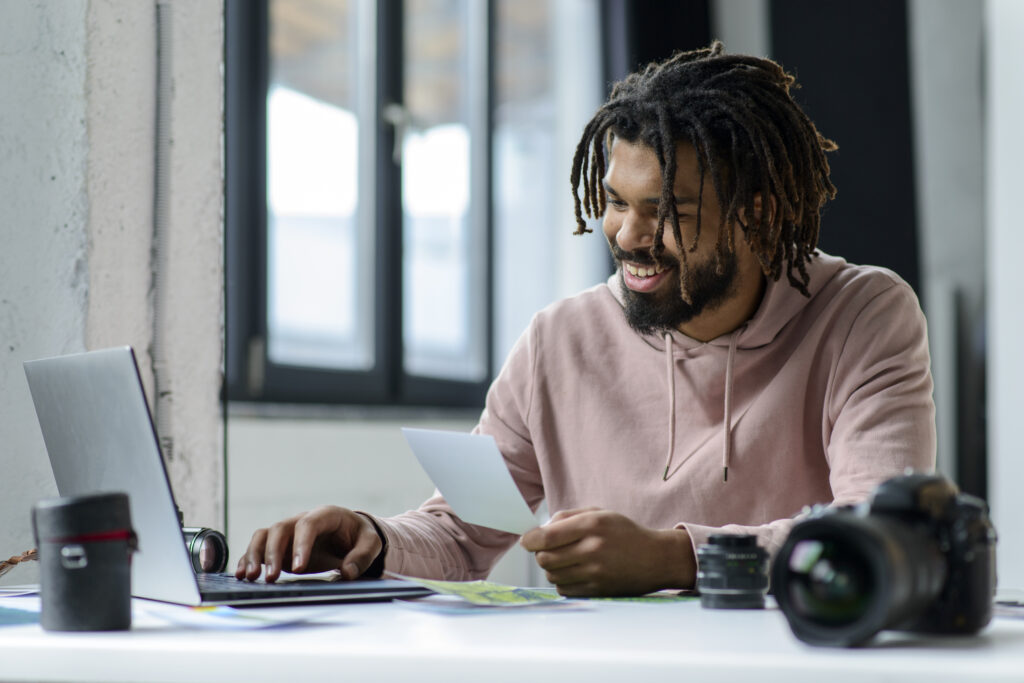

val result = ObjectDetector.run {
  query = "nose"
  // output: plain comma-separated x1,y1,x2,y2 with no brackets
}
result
611,208,655,254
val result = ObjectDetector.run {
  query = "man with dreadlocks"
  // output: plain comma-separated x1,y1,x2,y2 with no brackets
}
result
238,43,934,596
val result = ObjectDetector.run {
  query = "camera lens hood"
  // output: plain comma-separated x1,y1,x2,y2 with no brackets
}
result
772,513,944,647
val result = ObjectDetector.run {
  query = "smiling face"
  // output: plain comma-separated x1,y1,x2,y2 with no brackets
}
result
601,137,765,340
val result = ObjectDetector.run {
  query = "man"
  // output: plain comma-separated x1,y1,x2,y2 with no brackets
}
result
237,42,935,596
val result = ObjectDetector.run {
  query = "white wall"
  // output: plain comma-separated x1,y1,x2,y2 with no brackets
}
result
908,0,986,481
226,411,535,585
0,1,91,583
0,0,223,585
710,0,770,57
986,0,1024,592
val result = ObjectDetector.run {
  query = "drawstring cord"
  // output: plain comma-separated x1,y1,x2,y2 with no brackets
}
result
661,329,740,483
662,333,676,481
722,331,739,482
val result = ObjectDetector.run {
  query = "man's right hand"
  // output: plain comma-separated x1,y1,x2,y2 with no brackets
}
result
234,506,383,583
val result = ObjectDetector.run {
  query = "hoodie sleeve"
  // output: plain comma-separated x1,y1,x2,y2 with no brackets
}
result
371,320,546,580
680,276,936,565
823,277,936,502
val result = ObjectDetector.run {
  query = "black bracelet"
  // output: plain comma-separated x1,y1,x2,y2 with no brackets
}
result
355,512,388,579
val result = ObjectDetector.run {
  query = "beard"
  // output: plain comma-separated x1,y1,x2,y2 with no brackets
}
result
612,244,739,335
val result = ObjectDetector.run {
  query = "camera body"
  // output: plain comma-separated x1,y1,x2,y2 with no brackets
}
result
772,473,996,647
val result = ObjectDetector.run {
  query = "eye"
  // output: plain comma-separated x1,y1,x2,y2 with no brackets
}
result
607,197,628,211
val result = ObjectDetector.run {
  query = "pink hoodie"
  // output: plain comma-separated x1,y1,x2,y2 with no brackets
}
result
375,252,936,582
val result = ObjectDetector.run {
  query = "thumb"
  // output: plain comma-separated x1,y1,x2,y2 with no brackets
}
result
548,506,600,524
338,520,383,580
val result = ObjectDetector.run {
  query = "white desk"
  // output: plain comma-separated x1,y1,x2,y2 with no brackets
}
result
1,595,1023,682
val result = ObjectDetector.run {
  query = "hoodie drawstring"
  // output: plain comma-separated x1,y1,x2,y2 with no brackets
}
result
662,330,740,483
662,333,676,481
722,331,739,482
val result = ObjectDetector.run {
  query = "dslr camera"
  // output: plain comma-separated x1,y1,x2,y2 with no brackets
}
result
772,472,996,647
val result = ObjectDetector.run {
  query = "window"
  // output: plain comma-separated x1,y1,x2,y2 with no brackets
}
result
226,0,608,408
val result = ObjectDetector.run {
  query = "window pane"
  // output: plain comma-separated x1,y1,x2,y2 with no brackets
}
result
402,0,487,382
492,0,608,366
266,0,373,370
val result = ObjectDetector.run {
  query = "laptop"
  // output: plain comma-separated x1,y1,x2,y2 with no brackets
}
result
23,346,432,606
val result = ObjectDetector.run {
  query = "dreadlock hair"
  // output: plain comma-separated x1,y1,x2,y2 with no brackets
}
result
570,41,837,300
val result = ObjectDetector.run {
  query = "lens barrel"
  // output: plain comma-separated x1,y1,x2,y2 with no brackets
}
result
182,527,229,574
696,534,769,609
773,513,946,647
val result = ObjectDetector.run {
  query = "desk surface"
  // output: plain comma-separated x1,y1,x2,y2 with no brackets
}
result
1,594,1023,683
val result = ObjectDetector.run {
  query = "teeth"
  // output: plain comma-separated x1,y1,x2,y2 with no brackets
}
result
625,263,664,277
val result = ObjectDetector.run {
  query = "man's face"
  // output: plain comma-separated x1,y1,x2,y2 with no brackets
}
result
601,137,740,335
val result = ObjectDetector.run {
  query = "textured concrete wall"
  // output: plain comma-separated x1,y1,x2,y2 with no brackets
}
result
151,0,224,530
0,1,91,583
84,1,157,377
0,0,224,584
83,0,224,528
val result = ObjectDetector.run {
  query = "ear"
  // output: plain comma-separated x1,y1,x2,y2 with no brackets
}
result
737,193,778,229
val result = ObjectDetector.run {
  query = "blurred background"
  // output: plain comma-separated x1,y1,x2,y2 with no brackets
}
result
2,0,1021,589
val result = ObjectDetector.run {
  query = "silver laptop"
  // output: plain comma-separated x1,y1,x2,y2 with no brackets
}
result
23,346,431,606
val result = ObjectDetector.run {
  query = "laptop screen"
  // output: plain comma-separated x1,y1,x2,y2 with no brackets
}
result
25,347,205,605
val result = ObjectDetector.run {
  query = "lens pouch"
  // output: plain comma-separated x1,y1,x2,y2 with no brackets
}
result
31,492,137,631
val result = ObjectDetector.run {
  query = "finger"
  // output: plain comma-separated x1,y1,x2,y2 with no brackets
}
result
534,544,584,572
547,506,600,524
521,512,597,552
263,520,296,583
520,509,595,549
543,559,596,587
291,507,346,573
553,581,597,598
237,528,268,581
234,532,257,578
338,517,382,580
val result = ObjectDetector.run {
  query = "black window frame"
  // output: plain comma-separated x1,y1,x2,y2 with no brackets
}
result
225,0,494,408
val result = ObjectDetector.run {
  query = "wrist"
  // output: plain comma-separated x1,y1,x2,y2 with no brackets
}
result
354,512,388,578
660,527,697,589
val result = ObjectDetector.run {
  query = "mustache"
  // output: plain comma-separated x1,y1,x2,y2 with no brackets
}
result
609,244,679,268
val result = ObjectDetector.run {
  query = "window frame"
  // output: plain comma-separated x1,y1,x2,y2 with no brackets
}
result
225,0,494,408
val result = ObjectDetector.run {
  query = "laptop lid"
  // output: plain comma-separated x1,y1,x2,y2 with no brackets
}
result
23,347,430,606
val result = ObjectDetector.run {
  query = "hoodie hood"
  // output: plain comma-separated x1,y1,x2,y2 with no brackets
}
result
607,251,848,482
607,250,848,351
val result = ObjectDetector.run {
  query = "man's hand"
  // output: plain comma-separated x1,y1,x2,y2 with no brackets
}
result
235,506,382,583
519,508,696,597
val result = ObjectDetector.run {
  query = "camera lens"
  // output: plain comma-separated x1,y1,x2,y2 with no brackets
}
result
182,527,228,574
773,515,946,647
696,534,769,609
784,539,873,627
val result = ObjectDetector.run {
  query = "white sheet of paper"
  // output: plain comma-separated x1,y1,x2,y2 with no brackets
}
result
401,428,542,534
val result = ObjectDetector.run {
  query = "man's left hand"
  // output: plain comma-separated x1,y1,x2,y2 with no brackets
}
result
519,508,696,597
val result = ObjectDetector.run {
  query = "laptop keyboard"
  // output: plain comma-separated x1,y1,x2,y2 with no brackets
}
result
196,572,254,590
194,571,434,603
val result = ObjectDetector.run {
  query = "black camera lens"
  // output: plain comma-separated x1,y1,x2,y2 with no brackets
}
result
696,534,769,609
784,538,874,627
773,515,946,647
775,474,996,647
182,527,229,574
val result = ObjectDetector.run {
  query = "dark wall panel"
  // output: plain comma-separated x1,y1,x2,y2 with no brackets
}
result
602,0,712,91
770,0,920,293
